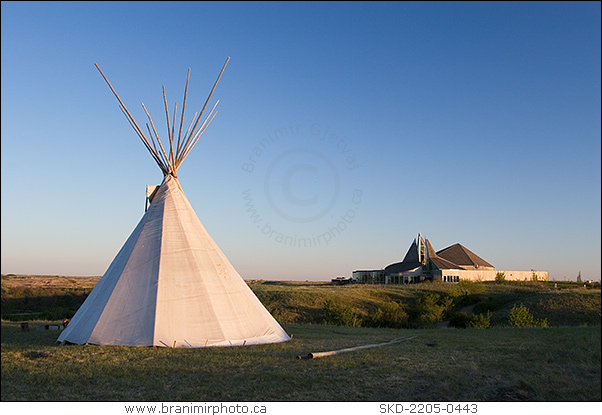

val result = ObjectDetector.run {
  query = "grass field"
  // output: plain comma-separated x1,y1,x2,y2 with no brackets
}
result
1,275,601,402
1,321,600,401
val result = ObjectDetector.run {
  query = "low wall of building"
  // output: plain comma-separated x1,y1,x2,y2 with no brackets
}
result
501,270,549,281
432,269,548,282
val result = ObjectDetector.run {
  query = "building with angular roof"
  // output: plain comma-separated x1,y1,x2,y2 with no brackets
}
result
352,234,547,284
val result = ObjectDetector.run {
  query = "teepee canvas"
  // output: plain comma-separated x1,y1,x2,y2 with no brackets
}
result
58,59,290,347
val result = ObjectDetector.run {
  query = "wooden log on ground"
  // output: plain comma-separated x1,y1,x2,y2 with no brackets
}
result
297,335,416,360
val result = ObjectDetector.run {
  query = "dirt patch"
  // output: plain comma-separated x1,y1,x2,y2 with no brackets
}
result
23,351,51,360
494,383,536,401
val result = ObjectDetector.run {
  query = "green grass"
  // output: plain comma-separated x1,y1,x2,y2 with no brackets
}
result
250,280,601,328
2,276,600,401
2,321,600,401
3,276,601,328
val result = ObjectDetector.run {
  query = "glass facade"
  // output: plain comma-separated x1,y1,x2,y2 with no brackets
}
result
352,270,387,284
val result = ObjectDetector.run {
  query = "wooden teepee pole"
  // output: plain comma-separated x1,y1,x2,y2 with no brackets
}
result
95,58,229,176
177,101,219,167
162,86,175,168
95,63,169,175
175,57,229,167
175,69,191,159
141,102,171,173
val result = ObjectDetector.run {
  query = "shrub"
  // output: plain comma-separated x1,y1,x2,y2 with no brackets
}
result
473,296,504,315
323,299,358,327
507,304,548,327
449,311,491,329
415,293,453,327
468,311,491,329
495,272,506,283
365,301,409,329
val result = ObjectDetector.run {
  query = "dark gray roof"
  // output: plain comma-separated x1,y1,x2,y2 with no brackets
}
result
430,256,464,270
402,240,419,263
436,243,494,269
384,237,422,274
384,261,422,274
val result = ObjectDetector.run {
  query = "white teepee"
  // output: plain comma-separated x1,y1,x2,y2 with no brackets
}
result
58,59,290,347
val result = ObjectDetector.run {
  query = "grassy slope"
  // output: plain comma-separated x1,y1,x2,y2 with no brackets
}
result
250,280,601,327
2,275,601,327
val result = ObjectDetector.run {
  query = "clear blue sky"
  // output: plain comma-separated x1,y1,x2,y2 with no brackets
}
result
2,1,600,281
